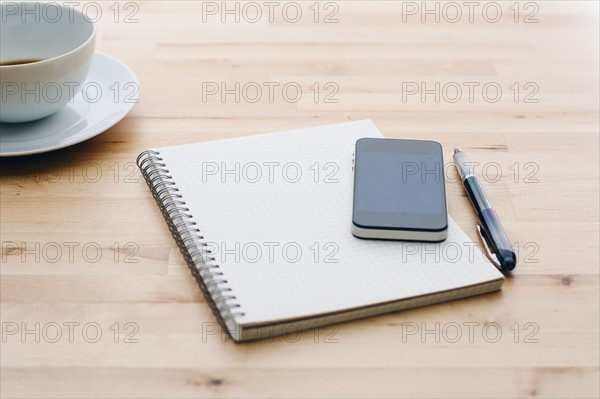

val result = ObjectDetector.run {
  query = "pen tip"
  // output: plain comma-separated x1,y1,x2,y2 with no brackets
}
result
454,148,460,154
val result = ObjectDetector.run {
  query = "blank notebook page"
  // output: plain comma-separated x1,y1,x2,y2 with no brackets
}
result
155,120,503,325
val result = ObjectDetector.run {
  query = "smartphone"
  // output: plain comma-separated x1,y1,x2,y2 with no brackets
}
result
352,138,448,242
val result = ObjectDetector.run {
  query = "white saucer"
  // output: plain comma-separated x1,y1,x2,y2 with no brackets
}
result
0,52,138,157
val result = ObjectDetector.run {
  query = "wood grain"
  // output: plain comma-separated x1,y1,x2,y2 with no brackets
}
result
1,1,598,398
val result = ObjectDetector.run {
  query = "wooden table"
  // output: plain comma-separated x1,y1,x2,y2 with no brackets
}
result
1,1,599,397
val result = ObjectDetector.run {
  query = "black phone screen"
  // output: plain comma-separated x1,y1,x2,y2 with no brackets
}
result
352,138,447,231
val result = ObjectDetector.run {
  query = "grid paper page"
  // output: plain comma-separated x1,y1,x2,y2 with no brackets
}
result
155,120,504,325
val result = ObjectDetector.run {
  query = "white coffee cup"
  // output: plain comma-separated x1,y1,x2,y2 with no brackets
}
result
0,2,96,123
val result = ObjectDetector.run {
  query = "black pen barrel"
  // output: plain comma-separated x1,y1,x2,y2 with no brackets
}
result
463,176,516,270
478,208,517,271
463,176,490,214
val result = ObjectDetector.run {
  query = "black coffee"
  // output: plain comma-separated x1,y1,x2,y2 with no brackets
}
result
0,58,44,66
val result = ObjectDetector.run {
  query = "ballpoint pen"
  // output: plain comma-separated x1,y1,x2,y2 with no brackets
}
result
453,148,517,271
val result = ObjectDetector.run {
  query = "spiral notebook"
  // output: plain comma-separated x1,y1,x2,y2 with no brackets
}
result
137,120,504,342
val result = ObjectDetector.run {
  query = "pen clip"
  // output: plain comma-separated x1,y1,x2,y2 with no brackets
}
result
476,224,501,270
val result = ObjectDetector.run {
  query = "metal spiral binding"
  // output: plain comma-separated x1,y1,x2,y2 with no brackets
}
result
136,150,245,334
